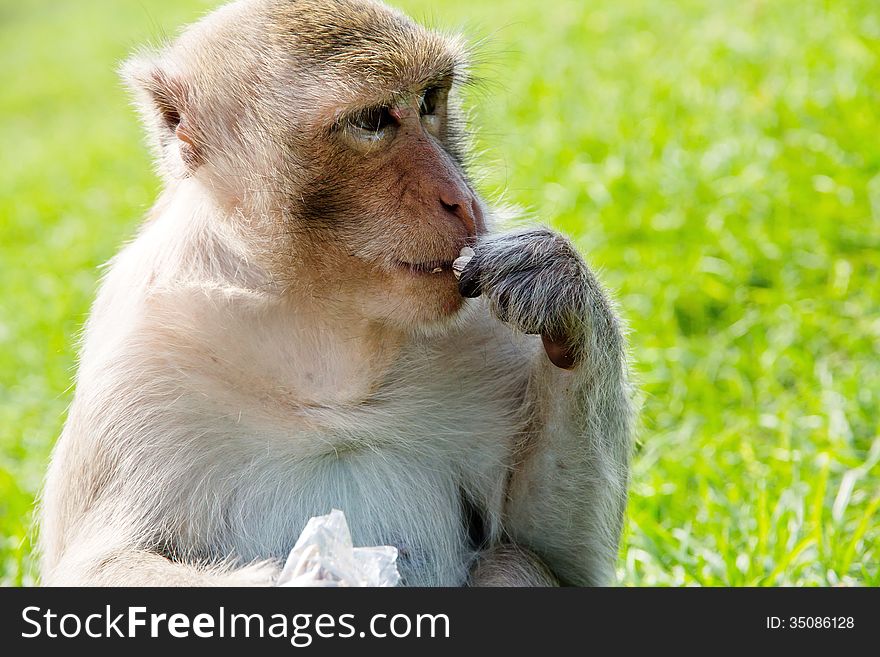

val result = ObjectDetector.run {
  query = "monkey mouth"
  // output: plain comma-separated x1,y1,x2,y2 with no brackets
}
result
394,259,455,276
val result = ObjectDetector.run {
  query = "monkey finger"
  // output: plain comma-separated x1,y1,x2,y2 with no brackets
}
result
458,267,482,298
454,248,482,298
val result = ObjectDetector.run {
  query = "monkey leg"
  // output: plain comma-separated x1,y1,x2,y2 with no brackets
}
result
468,544,559,587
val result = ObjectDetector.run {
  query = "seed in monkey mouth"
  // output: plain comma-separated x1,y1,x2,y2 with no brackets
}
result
452,247,475,280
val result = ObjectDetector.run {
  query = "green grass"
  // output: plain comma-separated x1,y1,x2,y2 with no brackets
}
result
1,0,878,586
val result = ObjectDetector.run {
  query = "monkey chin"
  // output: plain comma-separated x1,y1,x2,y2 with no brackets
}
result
405,273,467,328
366,269,467,334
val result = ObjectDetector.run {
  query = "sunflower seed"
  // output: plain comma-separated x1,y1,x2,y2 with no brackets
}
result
452,247,476,280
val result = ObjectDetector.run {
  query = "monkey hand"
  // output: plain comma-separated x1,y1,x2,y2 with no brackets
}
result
455,228,612,370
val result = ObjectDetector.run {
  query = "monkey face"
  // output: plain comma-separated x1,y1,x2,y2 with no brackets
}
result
287,83,486,330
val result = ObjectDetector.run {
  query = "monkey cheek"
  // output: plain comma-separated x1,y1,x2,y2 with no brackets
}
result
540,334,578,370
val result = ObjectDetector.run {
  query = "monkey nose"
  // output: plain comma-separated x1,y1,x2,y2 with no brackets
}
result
439,186,481,237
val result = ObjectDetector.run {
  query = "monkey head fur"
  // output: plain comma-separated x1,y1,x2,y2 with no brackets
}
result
122,0,484,331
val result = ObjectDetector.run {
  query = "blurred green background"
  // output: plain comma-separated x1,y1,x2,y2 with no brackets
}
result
1,0,878,585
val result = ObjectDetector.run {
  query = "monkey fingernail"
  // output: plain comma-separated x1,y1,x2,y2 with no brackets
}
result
541,334,579,370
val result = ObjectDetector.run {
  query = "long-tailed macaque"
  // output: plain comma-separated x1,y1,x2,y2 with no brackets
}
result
39,0,634,586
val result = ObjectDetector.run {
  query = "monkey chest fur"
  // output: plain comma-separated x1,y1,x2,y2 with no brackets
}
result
161,327,534,586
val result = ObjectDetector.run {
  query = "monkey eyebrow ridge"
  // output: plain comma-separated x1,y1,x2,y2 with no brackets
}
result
330,74,454,127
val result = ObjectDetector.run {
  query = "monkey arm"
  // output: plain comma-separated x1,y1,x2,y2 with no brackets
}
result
40,415,283,586
37,305,286,587
459,228,634,586
42,519,279,586
503,337,633,586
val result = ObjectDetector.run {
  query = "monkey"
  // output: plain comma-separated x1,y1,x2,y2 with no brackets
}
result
38,0,633,587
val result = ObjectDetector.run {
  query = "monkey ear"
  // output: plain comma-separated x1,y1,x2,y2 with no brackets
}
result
120,52,203,177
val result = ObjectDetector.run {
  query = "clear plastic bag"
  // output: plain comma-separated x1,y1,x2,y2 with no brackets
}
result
275,509,401,587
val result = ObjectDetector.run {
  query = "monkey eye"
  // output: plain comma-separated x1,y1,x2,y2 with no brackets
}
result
419,86,447,137
349,106,394,140
419,86,442,116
